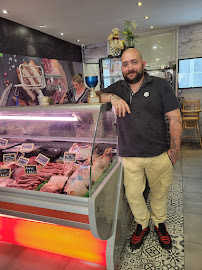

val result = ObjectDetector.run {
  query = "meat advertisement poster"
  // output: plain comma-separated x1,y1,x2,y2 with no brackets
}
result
0,52,83,106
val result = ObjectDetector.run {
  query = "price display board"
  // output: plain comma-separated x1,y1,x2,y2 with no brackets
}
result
16,157,29,166
20,143,34,152
0,168,11,178
35,154,50,166
63,152,77,162
0,138,8,149
24,165,38,175
3,153,16,163
16,151,25,161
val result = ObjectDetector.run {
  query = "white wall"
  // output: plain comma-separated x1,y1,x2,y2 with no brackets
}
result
177,23,202,134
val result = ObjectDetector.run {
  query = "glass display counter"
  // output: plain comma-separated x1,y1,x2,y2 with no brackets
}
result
0,103,133,269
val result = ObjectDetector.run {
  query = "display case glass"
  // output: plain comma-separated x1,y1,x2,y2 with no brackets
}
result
0,103,117,197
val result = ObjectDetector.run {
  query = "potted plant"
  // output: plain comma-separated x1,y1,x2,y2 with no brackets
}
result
121,20,139,48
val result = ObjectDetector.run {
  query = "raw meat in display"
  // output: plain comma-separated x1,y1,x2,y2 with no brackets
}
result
64,167,90,196
63,162,79,177
37,162,64,178
12,167,25,181
68,143,92,160
91,148,112,183
0,178,14,187
40,175,69,193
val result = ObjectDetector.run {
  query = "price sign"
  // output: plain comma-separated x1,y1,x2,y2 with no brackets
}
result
0,138,8,149
16,157,29,166
63,152,77,162
0,168,11,178
20,143,34,152
16,151,24,161
3,153,16,163
24,165,38,175
35,153,50,166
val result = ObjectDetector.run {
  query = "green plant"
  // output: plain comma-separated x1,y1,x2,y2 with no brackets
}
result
121,20,139,47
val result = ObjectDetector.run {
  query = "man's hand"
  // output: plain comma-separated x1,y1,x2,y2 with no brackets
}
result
167,148,179,165
110,95,131,117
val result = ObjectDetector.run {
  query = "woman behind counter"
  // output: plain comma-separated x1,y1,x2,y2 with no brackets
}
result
59,74,90,104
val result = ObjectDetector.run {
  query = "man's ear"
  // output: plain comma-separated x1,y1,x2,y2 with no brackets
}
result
143,61,146,68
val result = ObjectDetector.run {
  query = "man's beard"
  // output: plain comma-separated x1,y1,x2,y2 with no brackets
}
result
123,68,144,84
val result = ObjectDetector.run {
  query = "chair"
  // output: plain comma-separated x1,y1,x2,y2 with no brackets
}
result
181,100,202,148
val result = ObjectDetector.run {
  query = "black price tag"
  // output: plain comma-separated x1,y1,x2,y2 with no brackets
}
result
3,153,16,163
0,138,8,149
16,157,29,166
24,165,38,175
0,168,11,178
20,143,34,152
35,154,50,166
16,151,25,161
63,152,77,162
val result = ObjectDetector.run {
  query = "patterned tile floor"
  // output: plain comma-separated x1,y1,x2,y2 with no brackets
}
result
116,178,184,270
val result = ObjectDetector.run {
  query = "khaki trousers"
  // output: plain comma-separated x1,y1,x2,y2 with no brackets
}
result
122,151,173,229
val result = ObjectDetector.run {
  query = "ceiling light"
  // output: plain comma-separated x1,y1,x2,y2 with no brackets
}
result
137,2,143,6
2,10,8,14
76,39,80,42
153,46,157,49
144,16,149,19
39,25,46,28
60,33,64,36
150,26,154,29
156,59,159,61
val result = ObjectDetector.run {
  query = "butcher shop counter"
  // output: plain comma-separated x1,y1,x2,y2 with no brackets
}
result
0,103,133,269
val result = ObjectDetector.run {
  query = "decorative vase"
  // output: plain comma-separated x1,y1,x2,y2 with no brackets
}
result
125,38,135,48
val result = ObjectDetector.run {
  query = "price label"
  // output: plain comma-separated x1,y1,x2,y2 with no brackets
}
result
0,138,8,149
16,157,29,166
3,153,16,163
24,165,38,175
35,153,50,166
63,152,77,162
16,151,25,161
20,143,34,152
0,168,11,178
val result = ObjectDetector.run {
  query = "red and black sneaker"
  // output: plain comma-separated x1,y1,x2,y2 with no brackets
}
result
154,223,172,250
130,224,150,250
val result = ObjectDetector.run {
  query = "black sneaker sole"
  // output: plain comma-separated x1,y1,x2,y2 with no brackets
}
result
130,227,150,250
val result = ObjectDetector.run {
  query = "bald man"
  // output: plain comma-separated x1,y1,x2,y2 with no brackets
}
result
99,48,182,250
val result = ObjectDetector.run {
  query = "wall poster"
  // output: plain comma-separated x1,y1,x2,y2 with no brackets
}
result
0,53,83,106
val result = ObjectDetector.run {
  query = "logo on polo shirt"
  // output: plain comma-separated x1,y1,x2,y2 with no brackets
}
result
144,92,150,97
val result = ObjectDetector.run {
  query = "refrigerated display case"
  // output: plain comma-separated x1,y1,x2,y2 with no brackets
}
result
0,103,133,269
99,57,123,89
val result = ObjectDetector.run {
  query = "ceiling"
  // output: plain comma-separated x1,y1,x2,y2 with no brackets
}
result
0,0,202,46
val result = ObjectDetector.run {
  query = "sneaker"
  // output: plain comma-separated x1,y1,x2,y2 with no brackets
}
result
154,223,172,250
130,224,150,250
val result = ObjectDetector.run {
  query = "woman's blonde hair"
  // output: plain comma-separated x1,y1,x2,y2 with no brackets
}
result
72,74,83,84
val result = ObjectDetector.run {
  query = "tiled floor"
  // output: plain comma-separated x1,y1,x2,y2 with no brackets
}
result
0,142,202,270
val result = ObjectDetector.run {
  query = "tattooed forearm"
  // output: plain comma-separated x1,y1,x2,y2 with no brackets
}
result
170,114,182,124
169,120,182,152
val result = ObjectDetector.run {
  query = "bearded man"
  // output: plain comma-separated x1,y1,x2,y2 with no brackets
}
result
98,48,182,250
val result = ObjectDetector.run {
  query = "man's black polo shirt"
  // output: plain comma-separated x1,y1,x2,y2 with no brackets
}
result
102,72,180,157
